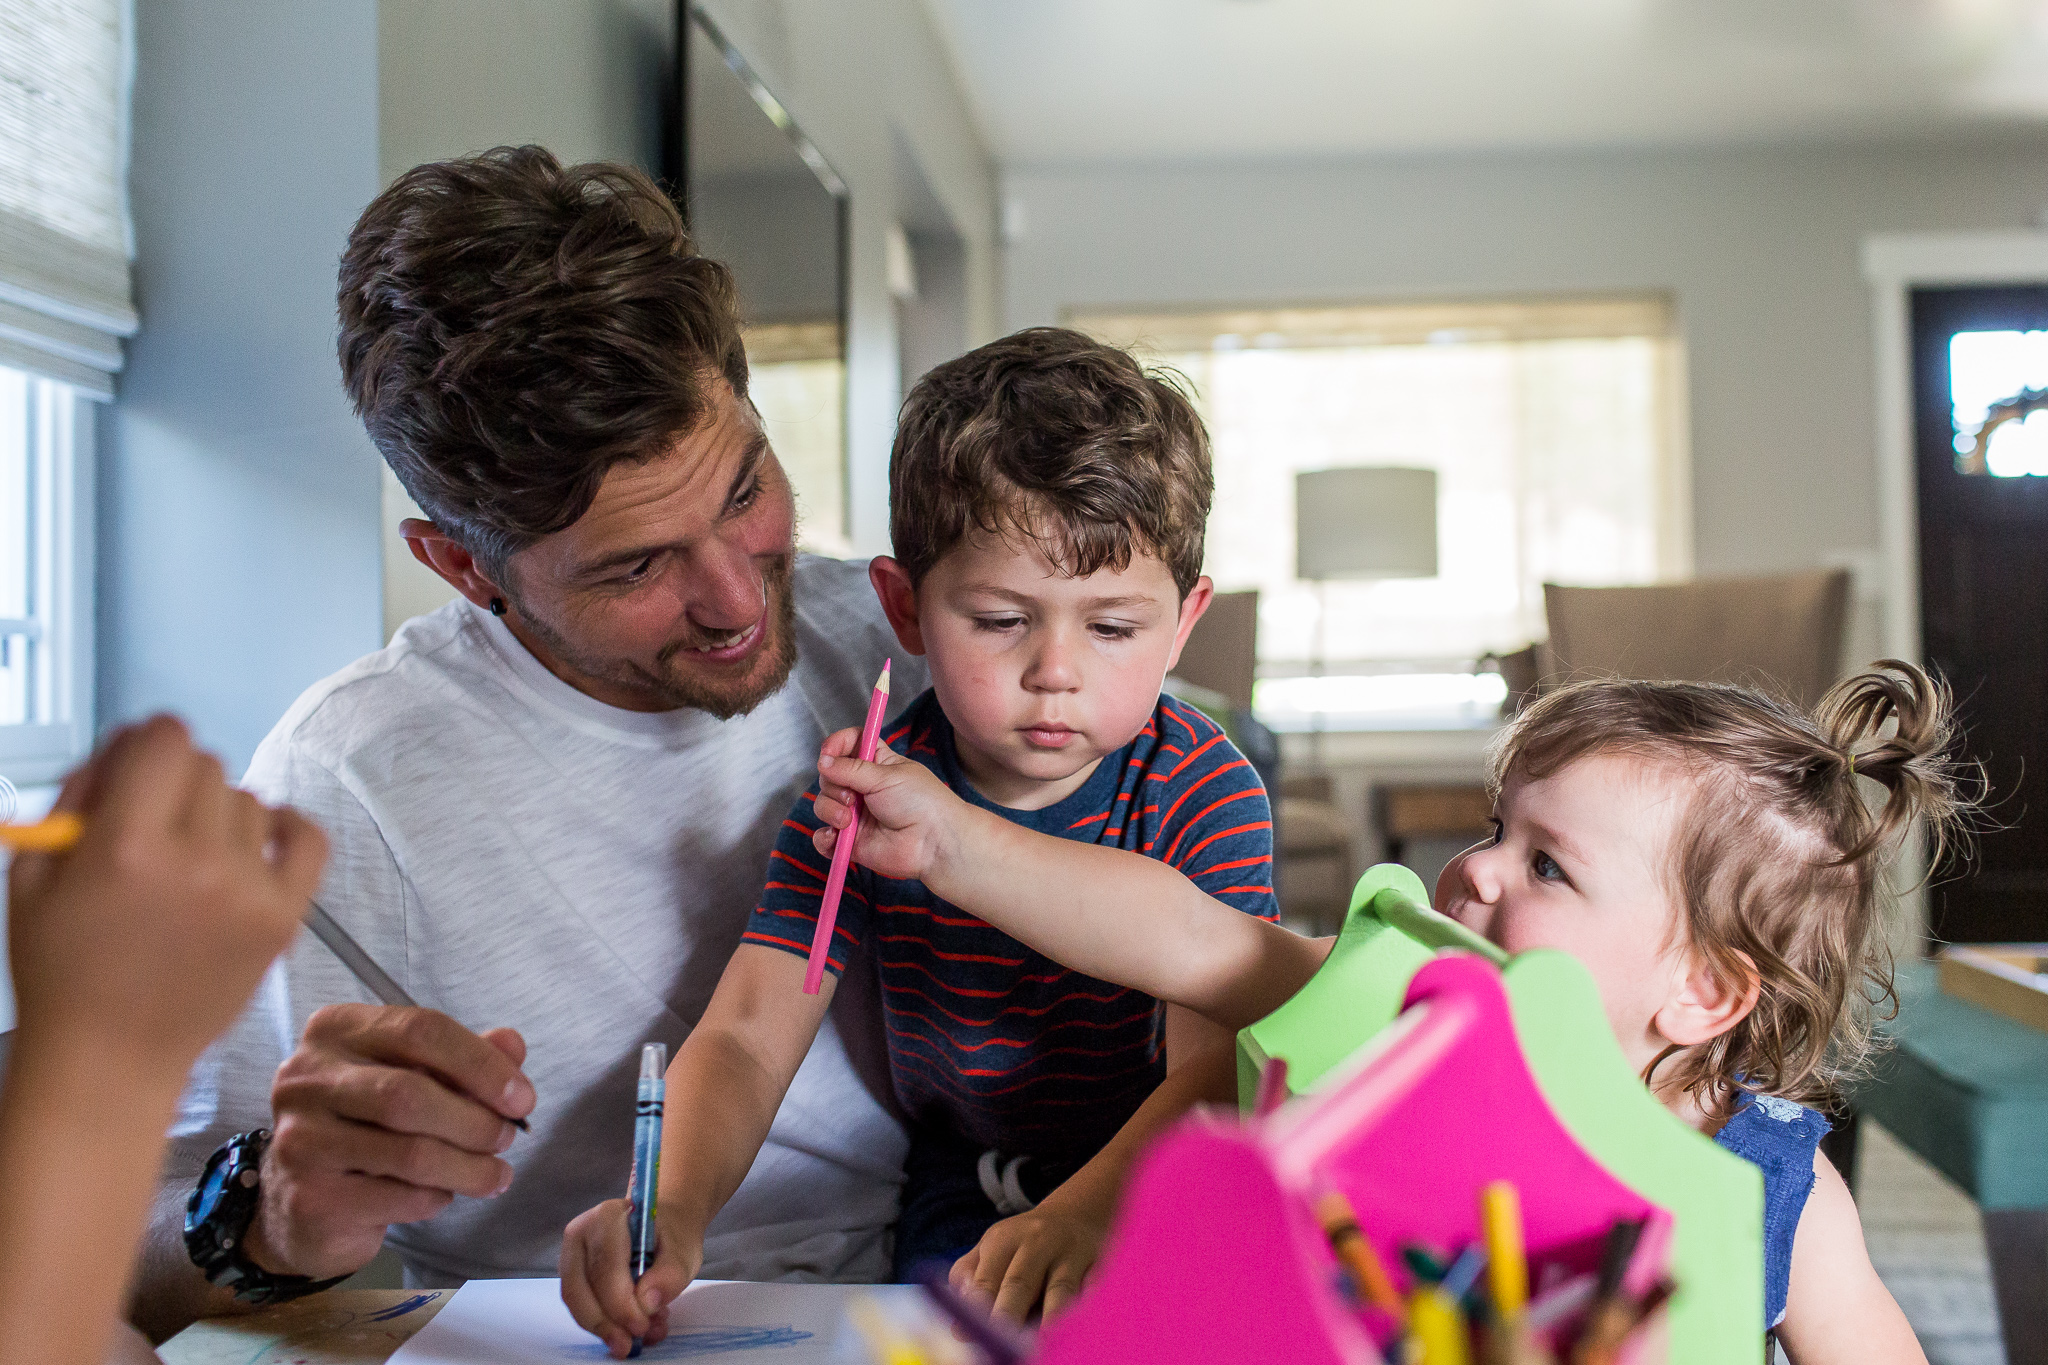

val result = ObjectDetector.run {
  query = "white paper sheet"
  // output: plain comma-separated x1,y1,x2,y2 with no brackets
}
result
387,1277,896,1364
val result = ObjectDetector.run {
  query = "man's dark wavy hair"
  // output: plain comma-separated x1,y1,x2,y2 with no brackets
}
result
337,145,750,577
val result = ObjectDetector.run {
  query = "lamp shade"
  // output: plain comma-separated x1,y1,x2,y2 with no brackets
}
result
1295,467,1439,580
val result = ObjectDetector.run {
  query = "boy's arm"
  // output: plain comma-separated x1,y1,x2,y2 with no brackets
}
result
815,739,1330,1030
559,946,832,1360
1775,1153,1927,1365
954,1004,1236,1321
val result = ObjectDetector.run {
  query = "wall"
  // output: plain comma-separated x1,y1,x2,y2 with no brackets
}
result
99,0,385,776
376,0,1001,636
695,0,1001,556
1002,140,2048,612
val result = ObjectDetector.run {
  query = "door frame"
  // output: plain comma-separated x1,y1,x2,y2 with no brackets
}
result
1860,232,2048,950
1862,232,2048,663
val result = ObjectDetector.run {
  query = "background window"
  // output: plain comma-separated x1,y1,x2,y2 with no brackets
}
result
0,367,93,787
1074,298,1690,717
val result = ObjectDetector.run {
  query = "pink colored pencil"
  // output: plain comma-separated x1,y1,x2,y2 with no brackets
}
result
804,660,891,995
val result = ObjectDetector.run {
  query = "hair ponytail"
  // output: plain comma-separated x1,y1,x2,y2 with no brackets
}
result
1813,660,1971,874
1492,658,1983,1117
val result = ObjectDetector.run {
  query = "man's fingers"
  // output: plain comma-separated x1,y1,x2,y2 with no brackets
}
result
289,1045,518,1153
332,1005,536,1125
282,1111,511,1198
482,1026,527,1069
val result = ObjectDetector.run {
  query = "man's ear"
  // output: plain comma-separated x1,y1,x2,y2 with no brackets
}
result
401,518,506,611
868,556,927,656
1161,575,1215,677
1653,948,1762,1049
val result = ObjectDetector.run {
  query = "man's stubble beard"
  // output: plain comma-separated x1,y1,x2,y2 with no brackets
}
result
509,551,799,720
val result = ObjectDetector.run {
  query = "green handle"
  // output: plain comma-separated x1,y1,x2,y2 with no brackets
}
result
1363,888,1509,966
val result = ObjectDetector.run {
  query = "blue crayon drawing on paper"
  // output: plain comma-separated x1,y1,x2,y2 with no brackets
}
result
367,1292,443,1322
564,1325,814,1359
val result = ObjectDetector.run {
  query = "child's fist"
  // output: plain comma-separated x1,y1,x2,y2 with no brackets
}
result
813,730,974,883
559,1200,699,1359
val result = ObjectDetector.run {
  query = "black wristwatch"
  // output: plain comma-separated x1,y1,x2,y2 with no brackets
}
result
185,1130,347,1305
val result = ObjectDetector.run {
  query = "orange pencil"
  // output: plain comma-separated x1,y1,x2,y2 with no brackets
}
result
0,812,83,853
1317,1190,1404,1316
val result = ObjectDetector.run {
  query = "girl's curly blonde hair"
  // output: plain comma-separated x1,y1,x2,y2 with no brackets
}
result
1489,660,1974,1119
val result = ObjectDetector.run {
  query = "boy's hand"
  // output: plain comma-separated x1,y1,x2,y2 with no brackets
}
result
559,1201,700,1361
6,715,328,1076
950,1195,1108,1324
813,729,984,884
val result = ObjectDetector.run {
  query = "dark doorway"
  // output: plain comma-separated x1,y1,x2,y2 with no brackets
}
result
1910,286,2048,944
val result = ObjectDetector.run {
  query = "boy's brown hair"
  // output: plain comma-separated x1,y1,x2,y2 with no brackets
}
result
1490,661,1973,1119
336,145,750,579
891,328,1212,596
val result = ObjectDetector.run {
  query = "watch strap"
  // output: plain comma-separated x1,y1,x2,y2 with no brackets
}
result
185,1129,348,1305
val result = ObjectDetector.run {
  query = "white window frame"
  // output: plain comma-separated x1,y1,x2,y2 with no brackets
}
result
0,376,94,786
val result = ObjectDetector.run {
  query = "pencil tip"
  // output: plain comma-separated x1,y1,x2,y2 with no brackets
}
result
876,660,891,692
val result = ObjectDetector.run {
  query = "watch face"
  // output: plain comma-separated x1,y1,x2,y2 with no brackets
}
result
193,1158,235,1223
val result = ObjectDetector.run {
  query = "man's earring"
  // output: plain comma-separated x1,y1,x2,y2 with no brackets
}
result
489,598,507,617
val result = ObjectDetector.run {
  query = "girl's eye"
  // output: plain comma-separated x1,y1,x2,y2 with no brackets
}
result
1092,623,1139,641
1532,850,1564,882
974,615,1026,633
1487,817,1504,846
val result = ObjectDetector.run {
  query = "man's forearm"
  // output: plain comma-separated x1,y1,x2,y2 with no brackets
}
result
928,808,1324,1029
128,1177,246,1342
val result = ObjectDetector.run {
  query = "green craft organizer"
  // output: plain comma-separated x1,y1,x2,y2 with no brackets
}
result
1237,864,1767,1365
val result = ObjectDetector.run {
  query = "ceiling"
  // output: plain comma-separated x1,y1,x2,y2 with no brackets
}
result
922,0,2048,166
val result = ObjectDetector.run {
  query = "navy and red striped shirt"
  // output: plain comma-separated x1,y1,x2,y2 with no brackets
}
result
743,688,1278,1161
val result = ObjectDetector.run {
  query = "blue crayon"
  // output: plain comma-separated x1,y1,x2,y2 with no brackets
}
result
627,1042,667,1359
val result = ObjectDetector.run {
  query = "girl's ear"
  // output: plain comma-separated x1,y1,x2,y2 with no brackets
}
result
868,556,927,656
1654,948,1761,1048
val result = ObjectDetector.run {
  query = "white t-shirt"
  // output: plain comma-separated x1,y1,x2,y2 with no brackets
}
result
169,555,926,1285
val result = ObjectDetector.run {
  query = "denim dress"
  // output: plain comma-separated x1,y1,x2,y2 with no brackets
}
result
1712,1093,1832,1328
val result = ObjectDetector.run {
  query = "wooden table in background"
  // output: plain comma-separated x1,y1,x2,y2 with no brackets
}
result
159,1289,449,1365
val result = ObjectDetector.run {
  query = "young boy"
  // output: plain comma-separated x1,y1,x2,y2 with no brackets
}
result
560,328,1277,1355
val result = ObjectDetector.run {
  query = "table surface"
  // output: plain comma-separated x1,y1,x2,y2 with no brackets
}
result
159,1289,449,1365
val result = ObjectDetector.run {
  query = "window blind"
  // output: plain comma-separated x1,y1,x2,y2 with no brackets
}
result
1070,296,1689,669
0,0,135,400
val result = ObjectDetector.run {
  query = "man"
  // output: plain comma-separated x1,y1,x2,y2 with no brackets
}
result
131,147,922,1338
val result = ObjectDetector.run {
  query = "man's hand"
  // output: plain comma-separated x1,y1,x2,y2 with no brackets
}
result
950,1194,1108,1324
811,728,985,884
560,1202,701,1360
246,1006,535,1279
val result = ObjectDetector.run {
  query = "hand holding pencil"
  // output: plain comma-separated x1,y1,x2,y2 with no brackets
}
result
5,715,329,1071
